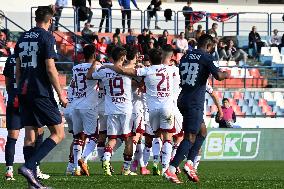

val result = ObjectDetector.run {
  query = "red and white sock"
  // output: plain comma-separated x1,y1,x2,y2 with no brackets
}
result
161,140,173,173
171,143,180,159
73,138,83,169
142,145,151,167
193,155,202,170
102,146,113,161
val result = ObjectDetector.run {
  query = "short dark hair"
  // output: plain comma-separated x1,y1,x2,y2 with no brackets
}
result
83,45,96,60
148,48,162,65
126,46,138,61
112,47,127,62
115,28,120,35
197,34,214,48
162,44,174,53
35,6,54,23
222,98,229,103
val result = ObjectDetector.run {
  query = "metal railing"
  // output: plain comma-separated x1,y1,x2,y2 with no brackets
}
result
270,12,284,35
144,10,177,34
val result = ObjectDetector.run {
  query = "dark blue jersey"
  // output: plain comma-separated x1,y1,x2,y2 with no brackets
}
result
3,54,18,106
179,49,219,108
14,27,57,97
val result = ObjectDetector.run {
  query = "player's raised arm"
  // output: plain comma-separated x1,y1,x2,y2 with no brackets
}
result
46,58,67,108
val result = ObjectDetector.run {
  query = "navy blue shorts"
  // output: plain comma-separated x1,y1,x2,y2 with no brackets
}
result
19,95,62,127
177,94,203,134
6,105,22,130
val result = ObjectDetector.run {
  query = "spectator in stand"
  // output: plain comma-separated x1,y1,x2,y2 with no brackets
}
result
72,0,93,32
118,0,139,33
207,23,218,39
148,31,158,48
147,0,162,29
182,0,193,29
96,37,108,60
126,29,136,44
195,24,205,41
112,34,122,47
143,39,155,56
53,0,68,31
133,37,143,54
216,98,236,128
158,30,169,48
218,41,228,61
185,25,196,40
269,29,282,47
138,28,149,44
176,32,188,53
81,22,97,44
114,28,122,44
226,39,248,65
249,26,265,57
98,0,112,33
0,31,6,49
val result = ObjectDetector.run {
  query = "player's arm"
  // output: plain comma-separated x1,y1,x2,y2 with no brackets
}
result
100,64,137,77
207,58,230,81
46,59,67,108
210,92,223,120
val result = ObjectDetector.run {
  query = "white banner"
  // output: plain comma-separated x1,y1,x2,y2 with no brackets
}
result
0,129,25,163
205,117,284,129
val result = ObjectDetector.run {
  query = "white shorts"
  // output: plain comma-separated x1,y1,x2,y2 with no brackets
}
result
107,114,133,139
149,107,175,134
98,111,107,133
173,108,183,137
64,111,73,133
72,109,98,135
132,112,145,134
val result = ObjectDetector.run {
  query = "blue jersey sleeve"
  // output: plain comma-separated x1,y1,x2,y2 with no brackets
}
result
44,34,58,60
205,55,220,79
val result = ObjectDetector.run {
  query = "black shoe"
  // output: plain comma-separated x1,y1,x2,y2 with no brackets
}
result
18,165,44,188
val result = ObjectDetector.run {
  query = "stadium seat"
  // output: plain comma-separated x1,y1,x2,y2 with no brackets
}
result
223,91,232,99
228,98,237,106
218,61,227,67
263,91,274,101
253,91,262,100
238,99,246,106
260,47,270,55
228,61,236,66
273,92,283,101
271,47,280,55
233,91,243,100
281,47,284,55
241,104,250,112
258,98,268,107
273,105,281,113
230,67,240,78
244,91,252,99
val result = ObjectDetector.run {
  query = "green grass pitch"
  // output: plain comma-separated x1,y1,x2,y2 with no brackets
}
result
1,161,284,189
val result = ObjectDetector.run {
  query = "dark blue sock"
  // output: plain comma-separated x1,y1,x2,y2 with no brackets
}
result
170,139,193,168
23,146,35,163
25,138,56,170
5,137,17,166
35,133,44,166
187,135,206,162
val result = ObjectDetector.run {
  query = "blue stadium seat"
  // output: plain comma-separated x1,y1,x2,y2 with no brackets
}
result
238,99,246,106
244,91,252,100
273,106,281,113
223,91,232,99
253,91,262,100
276,111,283,116
248,98,257,107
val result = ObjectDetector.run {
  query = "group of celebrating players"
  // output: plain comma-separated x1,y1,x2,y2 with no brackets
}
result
4,5,229,188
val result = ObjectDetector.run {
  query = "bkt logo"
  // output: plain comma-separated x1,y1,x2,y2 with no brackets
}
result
204,131,260,159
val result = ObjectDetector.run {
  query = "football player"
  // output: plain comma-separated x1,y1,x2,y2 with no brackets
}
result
164,34,229,184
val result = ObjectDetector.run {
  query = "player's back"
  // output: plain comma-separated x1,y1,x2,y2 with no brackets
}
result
15,27,57,97
140,64,174,111
72,63,98,109
179,48,219,108
100,68,133,115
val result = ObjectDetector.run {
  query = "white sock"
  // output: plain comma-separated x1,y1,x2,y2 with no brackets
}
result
152,138,162,164
113,138,123,152
6,166,13,172
97,147,105,161
123,160,131,170
132,141,137,158
102,147,113,161
142,146,151,167
193,155,202,170
135,142,143,162
161,140,173,173
81,139,97,163
171,143,180,159
73,140,83,169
